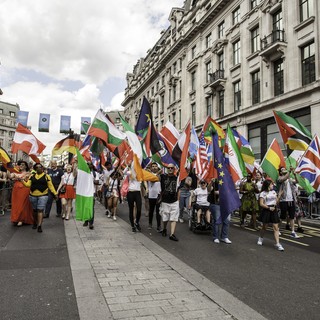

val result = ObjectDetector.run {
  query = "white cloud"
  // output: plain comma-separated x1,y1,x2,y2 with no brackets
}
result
0,0,184,156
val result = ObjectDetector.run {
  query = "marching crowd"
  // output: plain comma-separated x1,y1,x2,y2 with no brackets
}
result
0,158,312,252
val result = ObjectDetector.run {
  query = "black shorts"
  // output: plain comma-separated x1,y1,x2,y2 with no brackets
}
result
279,201,295,220
194,204,209,213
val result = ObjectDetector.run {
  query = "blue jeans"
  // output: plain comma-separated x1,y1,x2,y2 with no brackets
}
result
179,195,190,219
210,204,231,240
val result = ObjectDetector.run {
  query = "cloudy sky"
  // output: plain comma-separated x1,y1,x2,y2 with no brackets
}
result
0,0,184,154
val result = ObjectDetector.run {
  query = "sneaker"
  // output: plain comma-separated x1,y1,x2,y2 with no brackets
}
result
148,224,152,230
257,237,263,246
290,232,300,239
156,227,163,233
32,224,37,229
221,238,232,244
113,216,117,221
62,214,66,219
296,227,304,233
132,227,137,233
285,224,290,230
213,238,220,244
135,223,141,232
278,231,281,236
107,213,111,218
37,226,42,233
275,243,284,251
83,221,88,227
89,224,94,230
162,228,167,237
169,234,179,241
179,218,184,223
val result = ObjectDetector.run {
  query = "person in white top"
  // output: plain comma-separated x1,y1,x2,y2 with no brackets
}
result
103,161,114,215
123,165,142,232
193,180,211,229
57,164,77,221
105,170,123,221
257,179,284,251
146,163,162,231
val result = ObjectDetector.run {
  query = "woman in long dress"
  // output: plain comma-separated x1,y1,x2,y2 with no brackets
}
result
10,160,34,226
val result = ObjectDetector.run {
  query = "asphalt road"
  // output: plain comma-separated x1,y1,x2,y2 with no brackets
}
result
0,211,79,320
116,200,320,320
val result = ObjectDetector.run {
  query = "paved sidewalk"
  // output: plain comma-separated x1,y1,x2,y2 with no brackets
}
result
65,202,267,320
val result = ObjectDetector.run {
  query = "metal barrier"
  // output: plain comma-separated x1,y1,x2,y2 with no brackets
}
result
299,195,320,220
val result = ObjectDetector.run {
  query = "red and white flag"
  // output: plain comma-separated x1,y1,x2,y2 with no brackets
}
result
11,123,46,157
159,121,180,154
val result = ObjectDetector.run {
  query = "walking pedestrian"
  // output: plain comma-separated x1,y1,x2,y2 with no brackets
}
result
160,164,179,241
177,176,192,223
105,170,122,221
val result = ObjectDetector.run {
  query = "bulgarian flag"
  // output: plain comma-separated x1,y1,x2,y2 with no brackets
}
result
75,149,94,221
260,138,286,182
87,109,126,153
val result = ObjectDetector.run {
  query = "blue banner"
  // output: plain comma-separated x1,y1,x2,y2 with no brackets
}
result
38,113,50,132
17,111,29,127
60,115,71,134
81,117,91,134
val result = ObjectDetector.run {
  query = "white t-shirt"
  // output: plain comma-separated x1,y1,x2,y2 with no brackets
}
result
194,187,210,206
259,190,277,206
148,181,161,199
103,169,114,183
62,173,75,186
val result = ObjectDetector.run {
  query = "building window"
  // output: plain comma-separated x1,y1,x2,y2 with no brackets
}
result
173,85,177,102
0,109,3,114
10,111,15,117
173,62,177,74
191,103,196,125
218,51,224,70
156,100,159,115
172,112,176,128
161,95,164,112
252,70,260,104
300,0,313,22
191,45,197,59
234,81,241,111
205,33,212,49
218,91,224,117
179,109,181,130
206,97,212,116
233,6,241,25
218,21,225,38
151,87,154,96
191,71,196,91
233,40,241,65
156,82,159,91
250,0,260,10
248,127,261,161
274,58,284,96
161,75,165,85
273,9,283,31
251,26,260,53
116,117,120,123
301,41,315,85
205,61,212,83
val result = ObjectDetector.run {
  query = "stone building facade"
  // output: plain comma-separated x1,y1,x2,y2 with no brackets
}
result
122,0,320,161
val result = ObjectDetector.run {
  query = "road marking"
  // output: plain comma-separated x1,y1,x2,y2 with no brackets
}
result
279,237,310,246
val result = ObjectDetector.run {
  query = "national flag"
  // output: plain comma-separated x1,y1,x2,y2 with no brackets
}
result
232,128,255,173
295,135,320,192
80,117,91,134
189,126,199,159
156,132,177,167
224,124,246,183
195,132,208,178
172,121,191,181
0,147,19,173
52,135,76,155
159,121,180,154
17,111,29,127
273,110,312,151
119,113,143,162
201,116,225,145
87,109,126,152
212,133,241,219
135,97,161,157
11,123,46,156
75,149,94,221
260,138,286,182
133,154,160,182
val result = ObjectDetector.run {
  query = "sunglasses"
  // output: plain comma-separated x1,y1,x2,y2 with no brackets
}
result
168,167,175,169
200,182,206,185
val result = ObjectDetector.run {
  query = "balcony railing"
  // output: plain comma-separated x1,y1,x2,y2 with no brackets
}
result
261,30,285,50
209,69,225,83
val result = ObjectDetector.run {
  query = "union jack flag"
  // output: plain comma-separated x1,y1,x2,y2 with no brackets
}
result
195,132,208,179
295,135,320,192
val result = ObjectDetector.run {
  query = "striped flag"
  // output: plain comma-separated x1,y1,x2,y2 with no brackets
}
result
295,135,320,192
195,132,208,178
224,124,246,183
273,110,312,151
52,135,76,155
159,121,180,154
260,138,286,182
75,149,94,221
